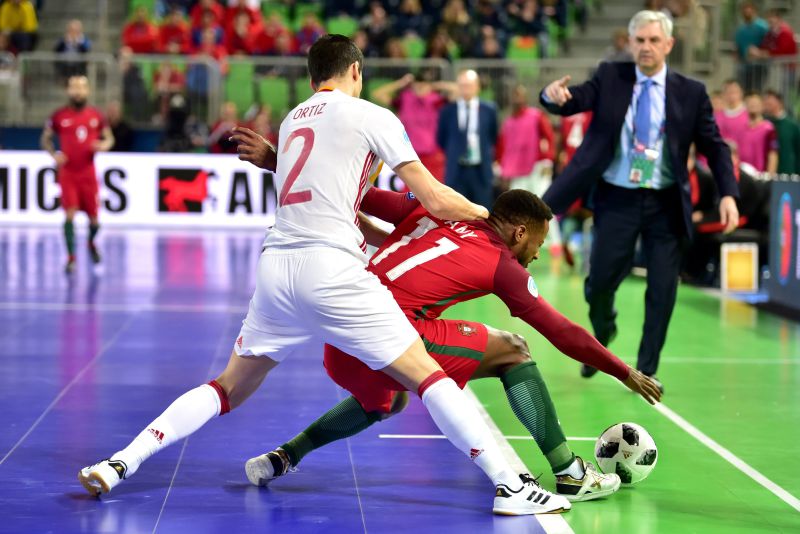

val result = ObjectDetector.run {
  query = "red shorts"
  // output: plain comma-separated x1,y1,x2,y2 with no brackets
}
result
59,169,99,217
323,318,488,413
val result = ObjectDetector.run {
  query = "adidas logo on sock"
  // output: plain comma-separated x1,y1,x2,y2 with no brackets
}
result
469,448,483,460
148,428,165,443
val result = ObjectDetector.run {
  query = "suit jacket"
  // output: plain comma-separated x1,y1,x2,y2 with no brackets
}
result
539,61,738,236
436,100,498,187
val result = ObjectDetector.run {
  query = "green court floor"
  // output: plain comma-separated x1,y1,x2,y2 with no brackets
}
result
449,259,800,533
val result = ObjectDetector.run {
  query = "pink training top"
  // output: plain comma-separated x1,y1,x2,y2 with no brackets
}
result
498,107,554,178
738,119,778,172
393,88,446,156
714,107,749,150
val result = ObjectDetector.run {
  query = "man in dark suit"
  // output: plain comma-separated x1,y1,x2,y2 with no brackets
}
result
539,10,740,391
437,69,498,207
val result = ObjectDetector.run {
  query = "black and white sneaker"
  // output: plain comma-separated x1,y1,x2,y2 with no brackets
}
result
245,447,294,486
78,459,127,496
493,473,571,515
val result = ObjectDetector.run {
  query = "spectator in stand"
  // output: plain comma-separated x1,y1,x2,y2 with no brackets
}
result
473,26,504,58
323,0,360,19
437,69,498,206
267,31,297,57
738,92,778,174
714,80,748,150
751,9,798,59
764,90,800,175
361,1,391,58
250,12,289,55
475,0,509,47
155,0,195,18
207,101,239,153
0,0,38,52
441,0,474,56
394,0,430,38
295,13,325,56
190,0,225,29
154,59,186,119
159,7,191,53
159,93,209,152
194,27,228,71
351,28,370,56
192,10,224,48
508,0,548,57
225,11,258,55
734,1,768,91
122,6,160,54
118,46,149,121
604,28,633,62
497,84,554,192
107,100,134,151
424,28,454,62
224,0,263,34
54,19,91,79
372,71,456,182
246,105,277,146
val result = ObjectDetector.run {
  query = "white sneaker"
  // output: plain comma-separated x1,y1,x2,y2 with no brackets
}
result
493,473,571,515
78,459,128,496
556,456,621,502
245,447,292,487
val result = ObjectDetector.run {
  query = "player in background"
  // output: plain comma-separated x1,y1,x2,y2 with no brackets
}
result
41,75,114,274
246,188,661,504
79,35,559,516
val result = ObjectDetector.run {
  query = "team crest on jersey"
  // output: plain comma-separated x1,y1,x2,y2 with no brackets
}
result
457,323,477,336
406,192,416,200
527,277,539,298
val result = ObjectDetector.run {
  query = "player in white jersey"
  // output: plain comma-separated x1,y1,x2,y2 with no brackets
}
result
78,35,568,515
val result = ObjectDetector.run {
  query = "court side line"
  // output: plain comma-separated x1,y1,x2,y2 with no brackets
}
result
378,434,596,442
0,312,139,467
151,439,190,534
151,316,236,534
661,357,799,365
464,387,574,534
650,400,800,513
0,302,249,314
336,388,368,534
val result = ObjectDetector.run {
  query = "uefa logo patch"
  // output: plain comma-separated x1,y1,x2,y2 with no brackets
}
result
527,276,539,298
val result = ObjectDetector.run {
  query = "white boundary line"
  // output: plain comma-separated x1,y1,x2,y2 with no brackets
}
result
378,434,596,442
0,302,248,314
651,400,800,513
463,387,574,534
0,312,138,467
660,357,799,365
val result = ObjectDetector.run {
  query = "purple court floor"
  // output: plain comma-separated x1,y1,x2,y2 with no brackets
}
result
0,227,549,534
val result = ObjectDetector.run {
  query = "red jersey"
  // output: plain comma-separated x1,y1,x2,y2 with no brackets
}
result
47,106,106,175
360,188,630,380
560,111,592,165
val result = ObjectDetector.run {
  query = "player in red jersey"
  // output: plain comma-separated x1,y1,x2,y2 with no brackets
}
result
41,75,114,273
247,188,662,502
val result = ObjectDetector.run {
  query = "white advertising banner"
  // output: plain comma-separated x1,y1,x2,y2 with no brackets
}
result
0,151,404,228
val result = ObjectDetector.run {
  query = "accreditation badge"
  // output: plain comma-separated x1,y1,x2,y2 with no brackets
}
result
629,144,658,187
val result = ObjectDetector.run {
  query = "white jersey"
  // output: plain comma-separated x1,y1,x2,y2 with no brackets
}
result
264,88,419,260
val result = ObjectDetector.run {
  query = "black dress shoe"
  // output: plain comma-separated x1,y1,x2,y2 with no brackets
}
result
580,364,599,378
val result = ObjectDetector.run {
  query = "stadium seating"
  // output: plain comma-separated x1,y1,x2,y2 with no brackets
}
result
225,61,256,114
258,76,290,114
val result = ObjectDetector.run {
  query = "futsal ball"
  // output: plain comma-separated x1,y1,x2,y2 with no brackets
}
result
594,422,658,485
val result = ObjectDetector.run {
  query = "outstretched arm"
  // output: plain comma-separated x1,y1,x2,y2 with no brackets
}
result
231,126,277,171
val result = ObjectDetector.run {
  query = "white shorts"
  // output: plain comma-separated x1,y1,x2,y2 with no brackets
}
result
235,246,419,370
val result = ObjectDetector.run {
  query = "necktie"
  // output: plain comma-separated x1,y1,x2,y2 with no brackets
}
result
634,79,653,147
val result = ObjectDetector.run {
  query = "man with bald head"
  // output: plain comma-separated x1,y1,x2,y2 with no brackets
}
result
436,69,498,207
539,10,740,390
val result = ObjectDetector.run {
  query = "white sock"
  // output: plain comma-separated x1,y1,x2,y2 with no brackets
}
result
421,377,521,490
555,458,585,479
110,384,224,477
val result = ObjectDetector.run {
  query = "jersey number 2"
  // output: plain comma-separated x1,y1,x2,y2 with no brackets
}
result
279,127,314,206
372,216,459,281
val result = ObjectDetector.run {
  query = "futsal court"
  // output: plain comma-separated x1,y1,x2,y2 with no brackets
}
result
1,226,798,534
